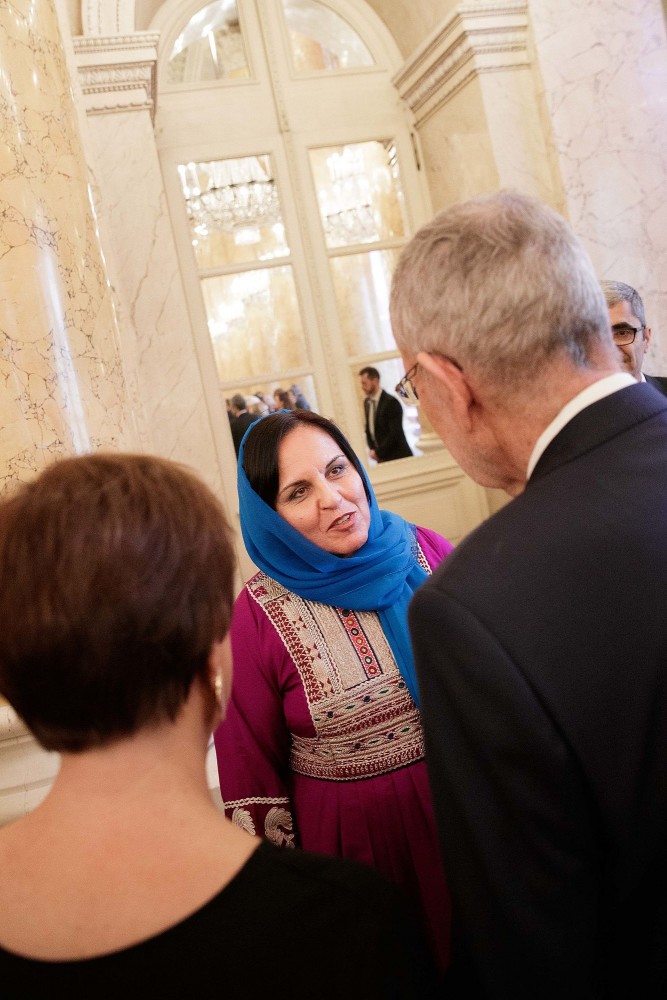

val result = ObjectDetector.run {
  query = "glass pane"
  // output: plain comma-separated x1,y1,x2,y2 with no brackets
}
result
177,156,289,268
167,1,249,84
330,248,400,356
310,141,406,249
202,266,309,383
353,358,422,462
282,0,374,72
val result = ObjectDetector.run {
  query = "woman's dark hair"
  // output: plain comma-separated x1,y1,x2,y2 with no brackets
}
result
0,453,237,753
242,410,371,509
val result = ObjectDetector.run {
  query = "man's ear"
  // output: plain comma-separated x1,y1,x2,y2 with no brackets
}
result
417,351,475,430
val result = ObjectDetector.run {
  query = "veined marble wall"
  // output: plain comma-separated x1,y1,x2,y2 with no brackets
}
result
530,0,667,374
0,0,137,494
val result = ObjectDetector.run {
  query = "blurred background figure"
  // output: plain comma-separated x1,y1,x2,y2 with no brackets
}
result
0,452,439,998
254,391,275,413
290,383,311,410
214,409,453,971
229,392,259,456
245,394,270,417
359,366,413,462
273,387,296,410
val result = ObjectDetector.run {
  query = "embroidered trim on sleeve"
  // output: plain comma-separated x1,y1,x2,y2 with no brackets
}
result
222,796,290,808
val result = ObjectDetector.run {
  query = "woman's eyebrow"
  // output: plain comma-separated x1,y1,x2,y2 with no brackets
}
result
277,476,308,500
277,454,346,499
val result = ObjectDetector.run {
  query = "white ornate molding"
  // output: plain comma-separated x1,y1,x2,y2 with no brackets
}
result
73,32,160,121
393,1,529,125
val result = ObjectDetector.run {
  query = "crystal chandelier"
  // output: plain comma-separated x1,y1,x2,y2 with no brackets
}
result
319,146,377,245
178,156,281,236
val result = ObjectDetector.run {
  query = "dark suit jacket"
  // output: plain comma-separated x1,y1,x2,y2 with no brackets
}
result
230,410,259,456
408,382,667,998
364,389,413,462
645,373,667,397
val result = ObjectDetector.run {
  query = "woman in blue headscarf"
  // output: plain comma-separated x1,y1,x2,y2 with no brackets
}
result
214,409,453,971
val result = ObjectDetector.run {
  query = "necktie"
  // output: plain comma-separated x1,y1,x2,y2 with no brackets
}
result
366,397,376,441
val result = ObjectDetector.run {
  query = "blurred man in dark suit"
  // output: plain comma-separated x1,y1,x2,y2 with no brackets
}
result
359,366,412,462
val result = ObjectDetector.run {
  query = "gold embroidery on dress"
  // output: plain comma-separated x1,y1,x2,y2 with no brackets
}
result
264,806,295,848
247,542,433,781
231,807,256,836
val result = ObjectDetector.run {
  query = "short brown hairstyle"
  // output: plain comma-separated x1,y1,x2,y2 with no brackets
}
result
0,453,236,752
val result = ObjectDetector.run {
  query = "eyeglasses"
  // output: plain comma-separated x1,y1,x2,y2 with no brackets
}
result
395,354,463,405
395,363,419,405
612,323,645,346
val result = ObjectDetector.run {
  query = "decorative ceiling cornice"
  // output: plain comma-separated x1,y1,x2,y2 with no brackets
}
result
72,33,160,122
393,1,529,125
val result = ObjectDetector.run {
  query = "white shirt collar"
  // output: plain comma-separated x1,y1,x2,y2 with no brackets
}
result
526,373,636,480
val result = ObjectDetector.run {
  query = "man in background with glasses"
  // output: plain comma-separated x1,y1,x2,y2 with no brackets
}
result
389,190,667,998
601,279,667,395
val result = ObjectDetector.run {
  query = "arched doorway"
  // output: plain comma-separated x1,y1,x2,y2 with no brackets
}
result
152,0,430,466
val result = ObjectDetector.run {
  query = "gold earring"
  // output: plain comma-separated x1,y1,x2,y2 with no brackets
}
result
214,673,223,707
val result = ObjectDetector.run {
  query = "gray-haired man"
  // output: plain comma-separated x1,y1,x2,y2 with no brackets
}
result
390,191,667,997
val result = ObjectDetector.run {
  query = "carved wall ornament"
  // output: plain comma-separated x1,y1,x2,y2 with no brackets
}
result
73,33,160,121
393,1,529,125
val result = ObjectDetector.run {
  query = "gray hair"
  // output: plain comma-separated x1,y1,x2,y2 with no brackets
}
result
600,280,646,327
389,191,610,392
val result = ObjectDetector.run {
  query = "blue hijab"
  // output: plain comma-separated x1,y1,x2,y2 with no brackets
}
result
237,414,428,706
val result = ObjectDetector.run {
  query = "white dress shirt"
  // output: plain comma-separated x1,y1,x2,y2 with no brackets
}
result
365,388,382,440
526,373,636,480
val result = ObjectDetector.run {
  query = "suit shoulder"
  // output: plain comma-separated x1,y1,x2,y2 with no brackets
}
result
646,374,667,397
381,389,402,407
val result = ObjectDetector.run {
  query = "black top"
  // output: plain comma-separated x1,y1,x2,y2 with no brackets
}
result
0,841,440,998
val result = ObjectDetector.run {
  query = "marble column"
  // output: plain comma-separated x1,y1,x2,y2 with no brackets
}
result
72,26,225,498
0,0,137,495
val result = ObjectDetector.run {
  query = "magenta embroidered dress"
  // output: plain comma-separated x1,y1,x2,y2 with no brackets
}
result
214,526,453,970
